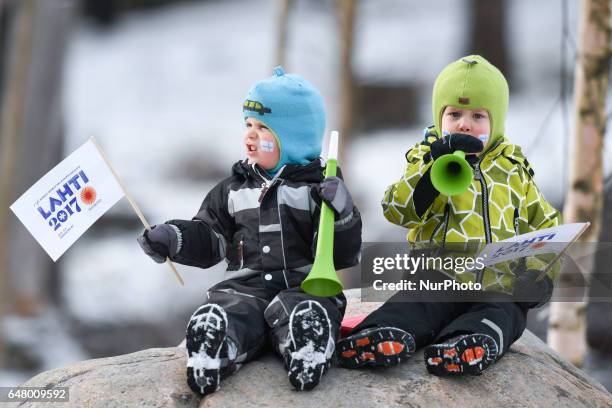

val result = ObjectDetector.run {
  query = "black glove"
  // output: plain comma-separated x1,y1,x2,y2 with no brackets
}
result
317,176,354,220
430,133,484,160
513,268,553,308
137,223,180,263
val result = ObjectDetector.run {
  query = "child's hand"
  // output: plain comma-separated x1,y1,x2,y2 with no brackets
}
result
430,133,484,160
317,177,354,220
513,269,553,307
137,224,180,263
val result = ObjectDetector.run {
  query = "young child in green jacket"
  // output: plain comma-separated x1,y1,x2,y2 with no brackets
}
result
337,55,561,376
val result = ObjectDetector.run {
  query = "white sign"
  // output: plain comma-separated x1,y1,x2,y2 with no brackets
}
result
10,140,125,261
476,223,589,267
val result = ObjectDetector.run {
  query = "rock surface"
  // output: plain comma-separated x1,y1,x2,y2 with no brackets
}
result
15,291,612,407
13,347,197,408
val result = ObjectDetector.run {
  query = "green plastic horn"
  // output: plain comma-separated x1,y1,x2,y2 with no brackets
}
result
301,131,344,297
430,150,473,196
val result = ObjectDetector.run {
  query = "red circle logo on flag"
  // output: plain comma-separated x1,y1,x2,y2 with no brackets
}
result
80,187,97,205
530,242,546,250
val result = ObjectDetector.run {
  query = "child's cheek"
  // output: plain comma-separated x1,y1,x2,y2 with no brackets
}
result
261,136,279,162
477,134,489,145
257,135,280,169
260,140,275,153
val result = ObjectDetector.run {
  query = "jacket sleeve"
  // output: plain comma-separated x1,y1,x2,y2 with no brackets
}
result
517,162,563,283
331,205,362,269
166,181,235,269
381,133,440,228
311,168,362,270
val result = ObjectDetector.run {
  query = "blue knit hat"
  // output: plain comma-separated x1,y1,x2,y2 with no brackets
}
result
243,66,326,174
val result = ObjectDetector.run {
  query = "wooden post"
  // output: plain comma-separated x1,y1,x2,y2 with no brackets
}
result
275,0,293,67
0,0,36,371
547,0,611,366
468,0,510,81
337,0,356,165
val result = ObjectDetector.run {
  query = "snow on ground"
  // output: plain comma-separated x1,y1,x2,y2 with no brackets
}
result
3,311,88,369
2,310,89,385
0,371,29,389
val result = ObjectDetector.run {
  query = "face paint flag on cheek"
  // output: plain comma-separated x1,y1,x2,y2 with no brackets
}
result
260,140,275,152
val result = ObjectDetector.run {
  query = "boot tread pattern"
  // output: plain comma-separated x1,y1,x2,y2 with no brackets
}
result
286,300,333,391
424,333,498,376
337,327,415,369
186,304,228,396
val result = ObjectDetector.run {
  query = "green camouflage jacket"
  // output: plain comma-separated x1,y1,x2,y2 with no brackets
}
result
382,131,562,294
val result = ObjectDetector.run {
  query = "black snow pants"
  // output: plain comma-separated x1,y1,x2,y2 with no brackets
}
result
192,270,346,366
351,290,529,358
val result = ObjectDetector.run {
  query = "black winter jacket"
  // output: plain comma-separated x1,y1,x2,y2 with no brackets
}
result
167,159,362,284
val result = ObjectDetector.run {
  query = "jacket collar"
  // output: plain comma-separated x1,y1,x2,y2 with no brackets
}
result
478,136,510,162
232,158,325,183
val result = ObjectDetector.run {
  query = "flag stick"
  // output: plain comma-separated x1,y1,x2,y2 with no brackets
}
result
535,222,590,282
89,137,185,286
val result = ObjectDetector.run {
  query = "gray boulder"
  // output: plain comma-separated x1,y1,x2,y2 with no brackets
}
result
15,292,612,407
13,347,196,408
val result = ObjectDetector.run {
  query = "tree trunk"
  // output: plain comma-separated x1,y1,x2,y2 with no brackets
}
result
548,0,611,366
337,0,355,164
0,0,37,370
0,0,74,370
468,0,510,82
275,0,293,68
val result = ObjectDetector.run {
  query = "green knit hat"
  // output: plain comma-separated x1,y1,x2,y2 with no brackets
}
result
432,55,509,147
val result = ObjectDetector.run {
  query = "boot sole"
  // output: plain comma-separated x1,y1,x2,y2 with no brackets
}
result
186,304,228,395
287,300,332,391
424,333,498,376
337,327,415,369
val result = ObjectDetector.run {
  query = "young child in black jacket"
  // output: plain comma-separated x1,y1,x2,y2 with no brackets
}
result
137,67,362,395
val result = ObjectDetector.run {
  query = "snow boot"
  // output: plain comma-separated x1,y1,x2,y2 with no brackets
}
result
284,300,334,391
186,304,236,395
424,333,498,376
337,326,415,369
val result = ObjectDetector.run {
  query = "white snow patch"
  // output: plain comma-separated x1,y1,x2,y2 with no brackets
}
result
291,341,328,368
187,348,222,371
3,311,88,372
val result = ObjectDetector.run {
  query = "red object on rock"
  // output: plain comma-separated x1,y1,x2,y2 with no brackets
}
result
340,314,368,338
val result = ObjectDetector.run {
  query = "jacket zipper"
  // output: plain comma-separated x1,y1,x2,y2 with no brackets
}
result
258,182,268,202
473,162,492,244
253,166,270,202
441,203,450,248
254,165,285,203
253,164,289,286
513,208,520,235
512,207,526,274
471,143,502,284
276,183,289,287
238,237,244,269
430,204,449,245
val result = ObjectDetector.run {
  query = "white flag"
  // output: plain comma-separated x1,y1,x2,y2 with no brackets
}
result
477,222,590,268
10,139,125,261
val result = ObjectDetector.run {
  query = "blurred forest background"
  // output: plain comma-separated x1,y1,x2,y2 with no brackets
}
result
1,0,612,391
